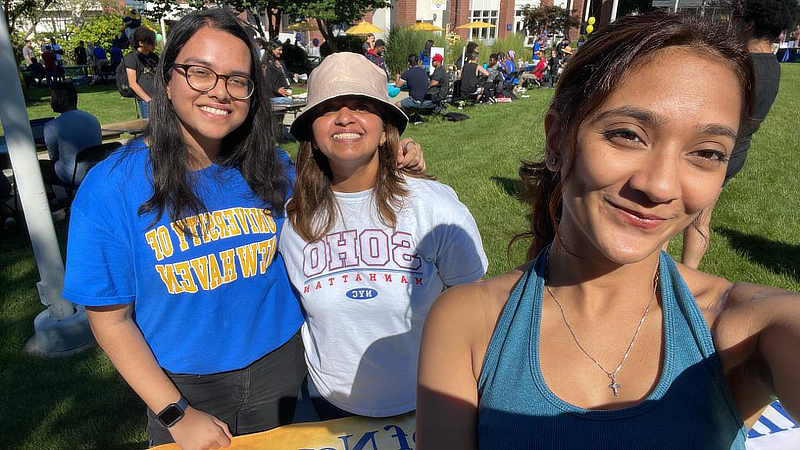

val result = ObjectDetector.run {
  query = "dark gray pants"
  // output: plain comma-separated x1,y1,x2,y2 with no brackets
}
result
147,331,306,446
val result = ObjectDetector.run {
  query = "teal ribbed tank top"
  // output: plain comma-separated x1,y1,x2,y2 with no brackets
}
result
477,248,747,449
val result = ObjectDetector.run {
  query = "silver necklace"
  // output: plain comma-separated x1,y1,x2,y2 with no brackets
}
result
545,266,659,397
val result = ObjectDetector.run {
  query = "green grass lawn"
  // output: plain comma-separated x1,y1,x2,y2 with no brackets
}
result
1,66,798,449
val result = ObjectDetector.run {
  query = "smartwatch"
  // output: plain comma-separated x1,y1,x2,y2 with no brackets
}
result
156,394,189,428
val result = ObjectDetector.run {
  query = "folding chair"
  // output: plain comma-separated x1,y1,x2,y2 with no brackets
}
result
67,142,121,205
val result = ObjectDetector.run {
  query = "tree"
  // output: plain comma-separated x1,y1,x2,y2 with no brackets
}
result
290,0,390,52
4,0,60,43
144,0,296,39
146,0,390,51
521,4,580,38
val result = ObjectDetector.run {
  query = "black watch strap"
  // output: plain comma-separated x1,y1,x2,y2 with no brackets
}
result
156,394,189,428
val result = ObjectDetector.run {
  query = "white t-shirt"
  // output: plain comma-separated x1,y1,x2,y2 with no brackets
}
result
280,176,488,416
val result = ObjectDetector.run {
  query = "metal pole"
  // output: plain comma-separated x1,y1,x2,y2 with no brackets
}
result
0,3,93,354
584,0,592,23
160,17,167,44
610,0,620,22
673,0,680,13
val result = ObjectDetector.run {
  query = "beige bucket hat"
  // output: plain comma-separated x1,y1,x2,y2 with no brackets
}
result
289,52,408,142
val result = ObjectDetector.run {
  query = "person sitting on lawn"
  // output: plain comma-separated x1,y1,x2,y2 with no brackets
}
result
425,53,447,104
520,50,548,87
460,51,489,100
394,53,432,114
485,53,504,90
28,57,46,86
38,82,102,193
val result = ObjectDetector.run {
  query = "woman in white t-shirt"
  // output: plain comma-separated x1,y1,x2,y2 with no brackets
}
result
280,52,488,420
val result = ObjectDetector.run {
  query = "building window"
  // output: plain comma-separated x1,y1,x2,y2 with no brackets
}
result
469,10,498,40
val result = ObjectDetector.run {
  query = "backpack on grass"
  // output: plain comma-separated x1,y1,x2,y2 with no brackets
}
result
443,112,469,122
116,61,135,98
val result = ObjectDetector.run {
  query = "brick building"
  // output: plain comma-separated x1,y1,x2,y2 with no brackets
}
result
371,0,587,41
300,0,588,46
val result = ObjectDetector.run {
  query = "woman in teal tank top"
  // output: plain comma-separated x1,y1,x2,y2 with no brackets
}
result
416,14,800,449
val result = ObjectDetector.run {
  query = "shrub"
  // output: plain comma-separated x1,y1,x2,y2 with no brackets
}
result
65,14,158,64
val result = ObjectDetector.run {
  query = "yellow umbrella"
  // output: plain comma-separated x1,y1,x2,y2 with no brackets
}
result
455,21,496,29
287,21,317,31
411,22,444,31
345,21,383,36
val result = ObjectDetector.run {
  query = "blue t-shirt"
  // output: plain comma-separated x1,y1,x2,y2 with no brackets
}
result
401,66,429,102
44,109,102,184
110,46,123,64
93,46,107,61
63,139,303,375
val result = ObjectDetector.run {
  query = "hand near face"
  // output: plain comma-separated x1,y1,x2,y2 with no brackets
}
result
398,137,426,173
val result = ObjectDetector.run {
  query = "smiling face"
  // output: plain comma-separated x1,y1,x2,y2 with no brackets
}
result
167,26,252,159
311,96,387,190
553,47,742,264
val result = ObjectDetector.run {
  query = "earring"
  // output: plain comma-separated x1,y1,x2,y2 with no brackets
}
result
550,157,558,166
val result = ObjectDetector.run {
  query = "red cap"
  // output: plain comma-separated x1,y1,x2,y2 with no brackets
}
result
432,53,444,62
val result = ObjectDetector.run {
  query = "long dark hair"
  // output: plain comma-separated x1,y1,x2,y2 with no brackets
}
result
422,39,434,57
516,13,755,260
139,9,287,226
288,121,410,242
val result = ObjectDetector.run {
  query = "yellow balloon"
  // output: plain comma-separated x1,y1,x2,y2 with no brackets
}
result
586,24,594,34
588,16,596,25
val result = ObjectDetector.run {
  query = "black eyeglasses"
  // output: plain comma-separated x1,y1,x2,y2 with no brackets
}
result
173,63,255,100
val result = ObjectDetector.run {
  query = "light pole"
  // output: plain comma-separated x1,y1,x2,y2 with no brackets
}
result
0,3,94,355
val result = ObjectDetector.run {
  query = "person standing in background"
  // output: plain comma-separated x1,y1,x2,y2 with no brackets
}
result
22,40,34,66
365,39,389,81
91,42,107,82
74,41,88,76
109,42,123,71
41,45,57,86
124,27,159,119
420,39,434,73
363,33,375,55
49,37,64,82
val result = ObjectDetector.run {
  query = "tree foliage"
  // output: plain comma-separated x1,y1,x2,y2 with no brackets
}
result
146,0,391,52
291,0,390,51
62,13,158,62
520,4,581,37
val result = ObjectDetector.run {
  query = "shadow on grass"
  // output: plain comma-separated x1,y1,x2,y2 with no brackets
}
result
491,176,522,200
717,228,800,282
1,221,147,448
0,344,148,449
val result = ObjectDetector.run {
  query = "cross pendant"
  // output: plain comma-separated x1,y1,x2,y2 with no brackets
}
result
608,376,621,397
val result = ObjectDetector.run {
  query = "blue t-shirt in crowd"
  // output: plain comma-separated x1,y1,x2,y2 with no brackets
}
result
44,109,102,184
109,46,123,64
63,139,303,375
401,66,429,102
92,46,107,61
